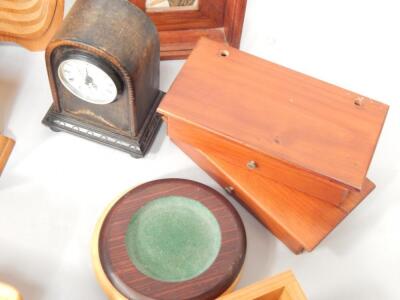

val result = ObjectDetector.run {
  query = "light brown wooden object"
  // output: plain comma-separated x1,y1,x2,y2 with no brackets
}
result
217,271,307,300
0,0,64,51
0,135,15,176
158,38,388,253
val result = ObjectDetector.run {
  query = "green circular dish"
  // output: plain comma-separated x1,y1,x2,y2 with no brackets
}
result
125,196,222,282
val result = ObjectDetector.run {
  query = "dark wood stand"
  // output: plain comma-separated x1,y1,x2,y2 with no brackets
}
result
43,92,164,158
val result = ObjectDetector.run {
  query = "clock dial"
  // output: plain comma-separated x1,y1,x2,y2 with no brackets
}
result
58,59,118,105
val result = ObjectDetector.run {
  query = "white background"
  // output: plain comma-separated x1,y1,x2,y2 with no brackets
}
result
1,0,399,299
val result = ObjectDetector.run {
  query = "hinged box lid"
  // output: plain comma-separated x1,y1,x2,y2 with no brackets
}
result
159,38,389,190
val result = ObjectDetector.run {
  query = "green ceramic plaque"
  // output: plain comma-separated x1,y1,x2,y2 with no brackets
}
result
125,196,222,282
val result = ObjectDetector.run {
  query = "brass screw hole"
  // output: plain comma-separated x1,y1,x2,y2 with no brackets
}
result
220,50,230,57
247,160,257,170
354,97,364,107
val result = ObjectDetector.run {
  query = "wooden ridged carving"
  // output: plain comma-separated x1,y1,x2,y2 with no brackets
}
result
0,0,64,51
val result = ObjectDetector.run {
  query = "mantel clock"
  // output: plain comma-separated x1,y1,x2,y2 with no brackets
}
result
43,0,164,157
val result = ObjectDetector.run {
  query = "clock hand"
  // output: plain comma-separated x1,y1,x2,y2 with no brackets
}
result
85,67,91,85
85,67,97,89
84,69,98,89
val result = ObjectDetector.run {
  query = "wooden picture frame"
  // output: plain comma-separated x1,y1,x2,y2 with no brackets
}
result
129,0,247,59
217,271,308,300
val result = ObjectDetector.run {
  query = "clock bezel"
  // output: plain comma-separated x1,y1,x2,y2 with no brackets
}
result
56,51,123,104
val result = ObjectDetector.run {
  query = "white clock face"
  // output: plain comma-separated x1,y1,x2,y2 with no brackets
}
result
58,59,118,105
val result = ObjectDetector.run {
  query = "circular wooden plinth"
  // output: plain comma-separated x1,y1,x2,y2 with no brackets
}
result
92,179,246,300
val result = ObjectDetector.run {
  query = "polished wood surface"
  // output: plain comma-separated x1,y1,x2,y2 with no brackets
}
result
168,117,349,206
174,139,375,253
158,38,389,190
95,179,246,300
217,271,307,300
0,135,15,176
0,0,64,51
129,0,247,59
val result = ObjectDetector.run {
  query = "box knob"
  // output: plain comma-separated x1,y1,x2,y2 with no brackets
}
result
247,160,258,170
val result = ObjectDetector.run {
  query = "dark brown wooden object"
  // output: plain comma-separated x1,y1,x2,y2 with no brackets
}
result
130,0,247,60
42,0,163,157
158,38,389,253
94,179,246,300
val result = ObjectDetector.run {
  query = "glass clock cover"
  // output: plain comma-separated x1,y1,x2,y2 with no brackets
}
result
58,59,118,105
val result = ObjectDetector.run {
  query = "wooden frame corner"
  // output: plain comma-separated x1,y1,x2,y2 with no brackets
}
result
130,0,247,59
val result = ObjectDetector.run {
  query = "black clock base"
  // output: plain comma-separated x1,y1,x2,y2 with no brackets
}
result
42,93,164,158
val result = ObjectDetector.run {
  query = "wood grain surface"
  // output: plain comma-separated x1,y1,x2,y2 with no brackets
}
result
168,117,350,206
0,0,64,51
217,271,308,300
129,0,247,59
173,139,375,253
0,135,15,176
158,38,389,190
97,179,246,300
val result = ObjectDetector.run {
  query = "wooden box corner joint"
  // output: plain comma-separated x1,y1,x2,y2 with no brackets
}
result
158,38,389,254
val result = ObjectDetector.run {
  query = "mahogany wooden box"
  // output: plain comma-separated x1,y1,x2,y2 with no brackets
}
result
158,38,389,254
129,0,247,60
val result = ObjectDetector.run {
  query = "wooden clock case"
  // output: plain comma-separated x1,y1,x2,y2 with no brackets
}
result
42,0,164,157
158,38,389,254
130,0,247,60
